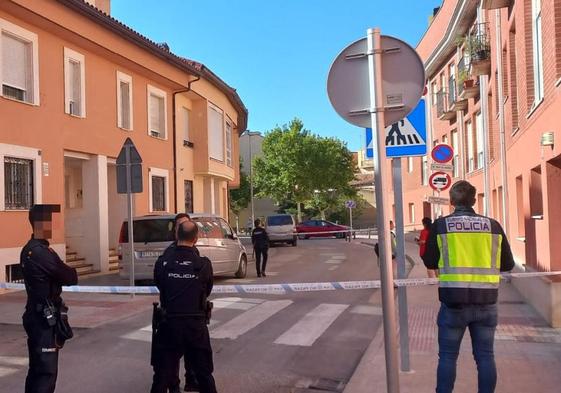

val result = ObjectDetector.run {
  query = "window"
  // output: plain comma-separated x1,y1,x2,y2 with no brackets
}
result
184,180,193,214
451,130,459,178
147,85,167,138
466,120,475,172
219,218,234,239
117,71,132,130
532,0,544,103
408,203,415,224
421,155,428,185
208,103,224,161
64,48,85,117
0,19,39,105
475,112,484,169
225,120,233,167
4,157,33,210
149,167,168,212
407,157,413,173
431,81,437,105
181,107,190,142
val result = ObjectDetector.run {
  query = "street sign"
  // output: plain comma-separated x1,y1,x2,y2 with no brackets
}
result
429,171,452,192
431,163,454,172
116,138,143,194
327,35,425,128
427,196,450,205
345,200,357,209
365,128,374,159
431,144,454,164
385,98,427,157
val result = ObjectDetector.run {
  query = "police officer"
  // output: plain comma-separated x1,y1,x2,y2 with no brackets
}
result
424,181,514,393
21,204,78,393
251,219,269,277
151,220,217,393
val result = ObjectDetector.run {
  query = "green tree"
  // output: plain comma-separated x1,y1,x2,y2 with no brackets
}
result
229,163,251,233
253,118,356,222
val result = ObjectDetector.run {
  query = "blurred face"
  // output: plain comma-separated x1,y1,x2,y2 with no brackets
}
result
33,220,53,240
390,221,395,230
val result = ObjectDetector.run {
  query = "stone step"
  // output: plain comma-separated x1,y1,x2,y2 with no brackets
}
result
67,258,86,267
72,263,95,275
78,268,101,277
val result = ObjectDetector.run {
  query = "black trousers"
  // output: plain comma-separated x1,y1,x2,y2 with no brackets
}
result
254,247,269,274
23,312,59,393
151,319,217,393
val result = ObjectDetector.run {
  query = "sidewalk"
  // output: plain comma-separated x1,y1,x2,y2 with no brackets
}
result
345,233,561,392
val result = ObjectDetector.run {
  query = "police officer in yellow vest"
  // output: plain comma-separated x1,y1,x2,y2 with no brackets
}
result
424,181,514,393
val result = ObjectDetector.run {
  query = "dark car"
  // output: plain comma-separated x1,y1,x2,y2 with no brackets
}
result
296,220,349,239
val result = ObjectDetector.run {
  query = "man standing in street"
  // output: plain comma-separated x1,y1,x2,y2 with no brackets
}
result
151,220,217,393
21,204,78,393
251,219,269,277
424,181,514,393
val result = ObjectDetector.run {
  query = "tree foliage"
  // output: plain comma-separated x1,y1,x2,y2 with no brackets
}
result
253,118,357,221
229,162,251,217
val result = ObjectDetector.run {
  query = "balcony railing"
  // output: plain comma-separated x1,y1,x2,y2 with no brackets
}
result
466,23,491,75
457,56,479,99
481,0,513,10
448,75,457,109
436,89,456,120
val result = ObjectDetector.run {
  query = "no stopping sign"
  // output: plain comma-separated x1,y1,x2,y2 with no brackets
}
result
429,172,452,192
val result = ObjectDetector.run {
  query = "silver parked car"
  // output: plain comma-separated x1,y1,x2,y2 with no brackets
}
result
266,214,297,247
118,214,248,283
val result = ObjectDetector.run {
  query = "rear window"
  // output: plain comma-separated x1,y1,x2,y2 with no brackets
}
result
192,217,224,239
267,215,293,226
121,218,175,243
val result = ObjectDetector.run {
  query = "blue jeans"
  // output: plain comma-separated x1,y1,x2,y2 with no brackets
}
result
436,303,498,393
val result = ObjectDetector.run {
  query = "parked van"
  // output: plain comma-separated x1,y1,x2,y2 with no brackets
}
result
266,214,297,247
118,214,248,283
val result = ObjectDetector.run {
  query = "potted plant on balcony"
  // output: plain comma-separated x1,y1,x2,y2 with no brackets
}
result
458,68,474,89
466,34,489,63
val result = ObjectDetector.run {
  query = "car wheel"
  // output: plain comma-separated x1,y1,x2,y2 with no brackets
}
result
304,235,310,240
298,235,305,240
235,255,248,278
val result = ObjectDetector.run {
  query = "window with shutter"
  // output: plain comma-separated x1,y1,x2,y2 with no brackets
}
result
182,107,190,142
151,176,165,211
69,60,81,116
64,48,85,117
209,105,224,161
147,86,167,138
2,32,32,102
225,121,233,167
184,180,193,213
120,81,130,128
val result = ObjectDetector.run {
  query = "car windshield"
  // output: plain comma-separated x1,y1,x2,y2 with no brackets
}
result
267,215,293,226
122,218,175,243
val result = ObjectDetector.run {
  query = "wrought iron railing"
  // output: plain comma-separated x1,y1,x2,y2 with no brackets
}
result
436,89,448,118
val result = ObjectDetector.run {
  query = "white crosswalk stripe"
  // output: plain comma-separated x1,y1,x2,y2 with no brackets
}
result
210,300,292,340
273,304,349,347
0,356,28,378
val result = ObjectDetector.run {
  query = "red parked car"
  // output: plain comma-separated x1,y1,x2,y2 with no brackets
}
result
296,220,349,239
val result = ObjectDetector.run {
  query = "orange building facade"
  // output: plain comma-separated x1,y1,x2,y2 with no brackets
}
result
387,0,561,325
0,0,247,281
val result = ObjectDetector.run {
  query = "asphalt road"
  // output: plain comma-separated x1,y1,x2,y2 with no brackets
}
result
0,238,384,393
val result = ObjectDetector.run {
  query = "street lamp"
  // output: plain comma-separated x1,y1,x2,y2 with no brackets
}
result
245,130,261,231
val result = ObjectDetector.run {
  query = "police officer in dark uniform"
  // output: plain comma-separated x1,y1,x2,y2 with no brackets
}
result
251,219,269,277
151,220,217,393
21,204,78,393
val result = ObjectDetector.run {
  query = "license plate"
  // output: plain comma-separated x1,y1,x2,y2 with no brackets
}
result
139,251,162,258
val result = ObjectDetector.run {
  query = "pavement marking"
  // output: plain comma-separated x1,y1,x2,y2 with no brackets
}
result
350,305,383,316
331,256,346,260
324,260,342,264
211,300,292,340
328,266,339,271
121,329,152,343
274,303,349,347
0,356,28,366
0,366,19,378
213,298,260,311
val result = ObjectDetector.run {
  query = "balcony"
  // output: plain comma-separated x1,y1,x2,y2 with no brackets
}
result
449,75,467,111
466,24,491,76
457,57,479,100
436,89,456,121
481,0,513,10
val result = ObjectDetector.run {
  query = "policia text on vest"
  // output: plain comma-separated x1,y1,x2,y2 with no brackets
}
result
424,180,515,393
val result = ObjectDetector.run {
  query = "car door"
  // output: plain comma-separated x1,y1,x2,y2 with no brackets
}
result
319,220,331,237
219,218,240,273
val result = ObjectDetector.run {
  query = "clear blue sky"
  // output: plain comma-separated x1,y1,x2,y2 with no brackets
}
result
112,0,438,152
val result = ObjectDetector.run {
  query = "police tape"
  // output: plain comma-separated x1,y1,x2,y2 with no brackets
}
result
2,271,561,295
237,227,379,238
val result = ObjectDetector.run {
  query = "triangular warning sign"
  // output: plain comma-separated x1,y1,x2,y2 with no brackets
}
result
385,117,425,147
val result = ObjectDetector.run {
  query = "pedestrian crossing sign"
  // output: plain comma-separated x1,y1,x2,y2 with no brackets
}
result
365,98,427,159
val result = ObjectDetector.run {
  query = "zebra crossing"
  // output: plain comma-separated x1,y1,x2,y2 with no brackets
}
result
122,296,379,348
0,356,28,378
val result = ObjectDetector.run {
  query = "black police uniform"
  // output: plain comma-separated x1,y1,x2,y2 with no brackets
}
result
20,236,78,393
151,245,217,393
251,227,269,276
154,242,201,393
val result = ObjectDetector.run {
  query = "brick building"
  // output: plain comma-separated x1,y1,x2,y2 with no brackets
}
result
387,0,561,325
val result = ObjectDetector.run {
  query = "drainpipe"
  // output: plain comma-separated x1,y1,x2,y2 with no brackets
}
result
495,9,510,233
456,46,466,180
172,75,201,213
478,6,491,216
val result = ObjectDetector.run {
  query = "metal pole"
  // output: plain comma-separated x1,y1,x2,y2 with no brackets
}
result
392,158,411,372
495,9,510,233
125,146,135,299
248,133,255,229
368,27,400,393
349,207,353,241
